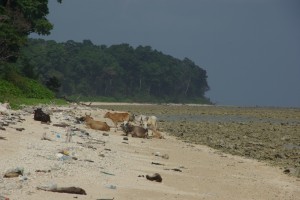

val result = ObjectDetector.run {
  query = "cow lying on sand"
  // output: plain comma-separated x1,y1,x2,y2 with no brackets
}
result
104,111,130,131
34,108,51,123
121,122,148,138
84,113,110,131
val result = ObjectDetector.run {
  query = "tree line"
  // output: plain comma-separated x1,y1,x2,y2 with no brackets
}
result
18,39,211,103
1,0,211,103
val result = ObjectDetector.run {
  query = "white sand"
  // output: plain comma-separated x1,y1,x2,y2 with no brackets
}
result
0,104,299,200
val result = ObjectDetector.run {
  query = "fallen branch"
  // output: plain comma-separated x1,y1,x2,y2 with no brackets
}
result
37,185,87,195
151,162,165,166
53,123,70,127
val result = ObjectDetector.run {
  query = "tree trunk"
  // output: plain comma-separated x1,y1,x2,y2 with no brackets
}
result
184,77,191,96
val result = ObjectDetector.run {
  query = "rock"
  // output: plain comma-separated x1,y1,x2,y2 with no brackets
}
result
3,167,24,178
146,173,162,182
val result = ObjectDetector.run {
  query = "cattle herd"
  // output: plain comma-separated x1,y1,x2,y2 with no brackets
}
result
33,107,164,139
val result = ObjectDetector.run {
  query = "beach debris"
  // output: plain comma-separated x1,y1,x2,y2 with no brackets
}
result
15,127,25,131
41,133,52,141
123,137,128,140
65,127,72,142
37,183,87,195
19,175,28,181
0,136,6,140
146,173,162,182
103,133,109,136
35,169,51,173
151,162,165,166
96,198,114,200
56,133,61,139
100,171,115,176
105,184,117,189
3,167,24,178
0,126,5,130
56,153,77,161
164,168,182,172
0,195,10,200
83,159,94,163
53,123,70,127
58,149,70,156
153,152,169,159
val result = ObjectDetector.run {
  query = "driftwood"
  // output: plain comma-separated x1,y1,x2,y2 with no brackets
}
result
151,162,165,166
53,123,70,127
37,185,87,195
0,136,6,140
35,169,51,173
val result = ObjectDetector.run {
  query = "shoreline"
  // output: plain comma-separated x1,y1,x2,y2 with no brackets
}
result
0,103,299,199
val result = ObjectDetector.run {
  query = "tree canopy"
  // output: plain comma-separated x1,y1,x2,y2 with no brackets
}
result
18,39,211,103
0,0,60,63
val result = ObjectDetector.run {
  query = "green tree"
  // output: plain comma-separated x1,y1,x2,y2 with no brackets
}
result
18,39,211,103
0,0,61,63
45,75,61,93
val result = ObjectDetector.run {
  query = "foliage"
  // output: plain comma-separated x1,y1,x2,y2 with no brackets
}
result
18,39,211,103
0,97,66,109
0,79,23,97
1,64,55,99
45,75,61,93
0,0,62,63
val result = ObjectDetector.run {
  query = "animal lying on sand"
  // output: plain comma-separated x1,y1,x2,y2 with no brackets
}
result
121,122,148,138
133,114,158,131
34,108,51,123
84,113,110,131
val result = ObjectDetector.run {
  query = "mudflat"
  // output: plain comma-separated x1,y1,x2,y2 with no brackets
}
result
0,103,299,200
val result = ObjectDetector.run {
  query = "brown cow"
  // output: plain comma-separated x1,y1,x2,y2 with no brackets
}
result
104,111,130,131
84,114,110,131
121,122,148,138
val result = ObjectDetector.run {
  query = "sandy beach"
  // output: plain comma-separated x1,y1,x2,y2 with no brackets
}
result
0,103,299,200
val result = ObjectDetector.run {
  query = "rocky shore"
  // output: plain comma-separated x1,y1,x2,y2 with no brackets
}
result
95,104,300,177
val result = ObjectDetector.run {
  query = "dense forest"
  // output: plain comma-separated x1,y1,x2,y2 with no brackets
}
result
17,39,211,103
1,0,211,104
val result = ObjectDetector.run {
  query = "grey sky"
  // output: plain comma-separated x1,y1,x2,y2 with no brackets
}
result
31,0,300,107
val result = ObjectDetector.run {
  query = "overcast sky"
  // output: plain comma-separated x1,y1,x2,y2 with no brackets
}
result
31,0,300,107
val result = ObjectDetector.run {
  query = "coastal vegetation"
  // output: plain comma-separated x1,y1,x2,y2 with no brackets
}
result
17,39,211,104
1,0,210,105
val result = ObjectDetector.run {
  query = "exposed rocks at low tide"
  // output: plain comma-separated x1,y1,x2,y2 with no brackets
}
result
97,104,300,177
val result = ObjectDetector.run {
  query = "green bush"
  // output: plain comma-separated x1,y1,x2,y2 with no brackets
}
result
18,78,55,99
0,80,23,97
